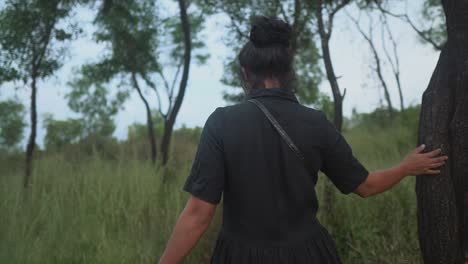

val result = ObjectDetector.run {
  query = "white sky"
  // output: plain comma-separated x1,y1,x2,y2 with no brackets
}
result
1,1,440,147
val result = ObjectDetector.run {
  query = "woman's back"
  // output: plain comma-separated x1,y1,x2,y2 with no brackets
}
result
183,88,368,263
159,15,447,264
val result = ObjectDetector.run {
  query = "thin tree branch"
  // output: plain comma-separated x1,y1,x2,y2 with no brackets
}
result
376,2,443,50
380,13,404,110
347,10,394,114
141,73,166,119
329,0,351,22
168,61,183,113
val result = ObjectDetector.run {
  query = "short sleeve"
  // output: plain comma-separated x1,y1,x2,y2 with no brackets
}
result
319,113,369,194
183,107,225,204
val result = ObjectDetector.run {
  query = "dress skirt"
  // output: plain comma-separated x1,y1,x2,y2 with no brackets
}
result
210,225,342,264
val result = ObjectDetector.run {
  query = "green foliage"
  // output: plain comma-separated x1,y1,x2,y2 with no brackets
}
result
0,99,25,149
43,113,84,151
314,93,335,121
173,125,202,145
419,0,446,49
64,0,163,152
127,112,165,140
160,8,208,66
0,0,80,85
93,0,160,77
67,77,128,137
200,0,322,105
348,105,420,132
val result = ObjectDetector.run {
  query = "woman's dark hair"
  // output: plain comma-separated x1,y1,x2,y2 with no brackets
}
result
239,16,295,92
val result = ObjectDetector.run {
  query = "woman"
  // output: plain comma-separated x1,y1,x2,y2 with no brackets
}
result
159,16,447,264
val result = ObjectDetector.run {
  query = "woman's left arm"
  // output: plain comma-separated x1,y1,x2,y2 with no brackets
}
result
158,196,217,264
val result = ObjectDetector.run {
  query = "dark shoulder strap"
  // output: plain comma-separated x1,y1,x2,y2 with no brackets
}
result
248,99,305,161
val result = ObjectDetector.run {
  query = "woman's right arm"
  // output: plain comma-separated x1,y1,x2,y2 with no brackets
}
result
354,144,448,198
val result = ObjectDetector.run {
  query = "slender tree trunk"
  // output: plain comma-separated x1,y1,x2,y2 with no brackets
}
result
370,40,394,116
416,1,468,263
316,0,349,216
350,15,394,116
315,0,351,131
376,62,394,116
22,5,56,189
395,74,405,112
161,120,173,165
160,0,191,165
320,40,344,131
132,73,157,164
383,17,405,112
24,76,37,189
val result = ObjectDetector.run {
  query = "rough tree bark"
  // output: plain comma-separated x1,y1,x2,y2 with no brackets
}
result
160,0,191,165
416,0,468,263
131,73,157,164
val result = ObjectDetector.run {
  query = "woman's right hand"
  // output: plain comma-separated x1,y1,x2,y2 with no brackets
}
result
399,144,448,176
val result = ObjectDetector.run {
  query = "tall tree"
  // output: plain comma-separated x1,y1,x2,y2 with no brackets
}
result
347,11,395,116
416,0,468,262
0,0,79,188
76,0,161,163
158,0,193,165
315,0,351,132
314,0,352,216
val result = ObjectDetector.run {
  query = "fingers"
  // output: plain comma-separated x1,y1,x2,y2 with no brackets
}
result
430,156,448,163
414,144,426,154
429,162,445,168
425,169,441,175
424,148,442,157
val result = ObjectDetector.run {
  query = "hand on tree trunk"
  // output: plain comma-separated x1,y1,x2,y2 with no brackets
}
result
399,144,448,176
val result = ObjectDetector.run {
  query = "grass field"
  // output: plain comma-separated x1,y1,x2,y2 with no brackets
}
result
0,116,422,263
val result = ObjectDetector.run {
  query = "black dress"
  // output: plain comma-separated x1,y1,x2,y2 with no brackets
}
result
184,88,369,263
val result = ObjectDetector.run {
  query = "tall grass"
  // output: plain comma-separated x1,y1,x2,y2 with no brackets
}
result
317,120,421,264
0,116,422,263
0,131,218,263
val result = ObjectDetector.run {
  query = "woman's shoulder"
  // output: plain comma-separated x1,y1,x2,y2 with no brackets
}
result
211,101,330,123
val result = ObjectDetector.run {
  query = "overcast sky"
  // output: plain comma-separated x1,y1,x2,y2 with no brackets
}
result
1,1,441,147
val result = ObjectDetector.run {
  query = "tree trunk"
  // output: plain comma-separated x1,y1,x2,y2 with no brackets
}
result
160,0,191,165
319,38,344,132
315,0,347,132
160,119,173,165
350,16,395,116
396,74,405,112
316,0,349,216
24,77,37,189
416,1,468,263
132,73,157,164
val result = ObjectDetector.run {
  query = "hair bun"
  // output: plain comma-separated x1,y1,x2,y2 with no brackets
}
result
249,16,292,48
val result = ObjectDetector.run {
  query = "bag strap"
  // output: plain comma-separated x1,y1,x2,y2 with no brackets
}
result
248,99,305,161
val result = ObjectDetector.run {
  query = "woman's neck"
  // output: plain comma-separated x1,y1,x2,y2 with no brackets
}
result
263,78,280,89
